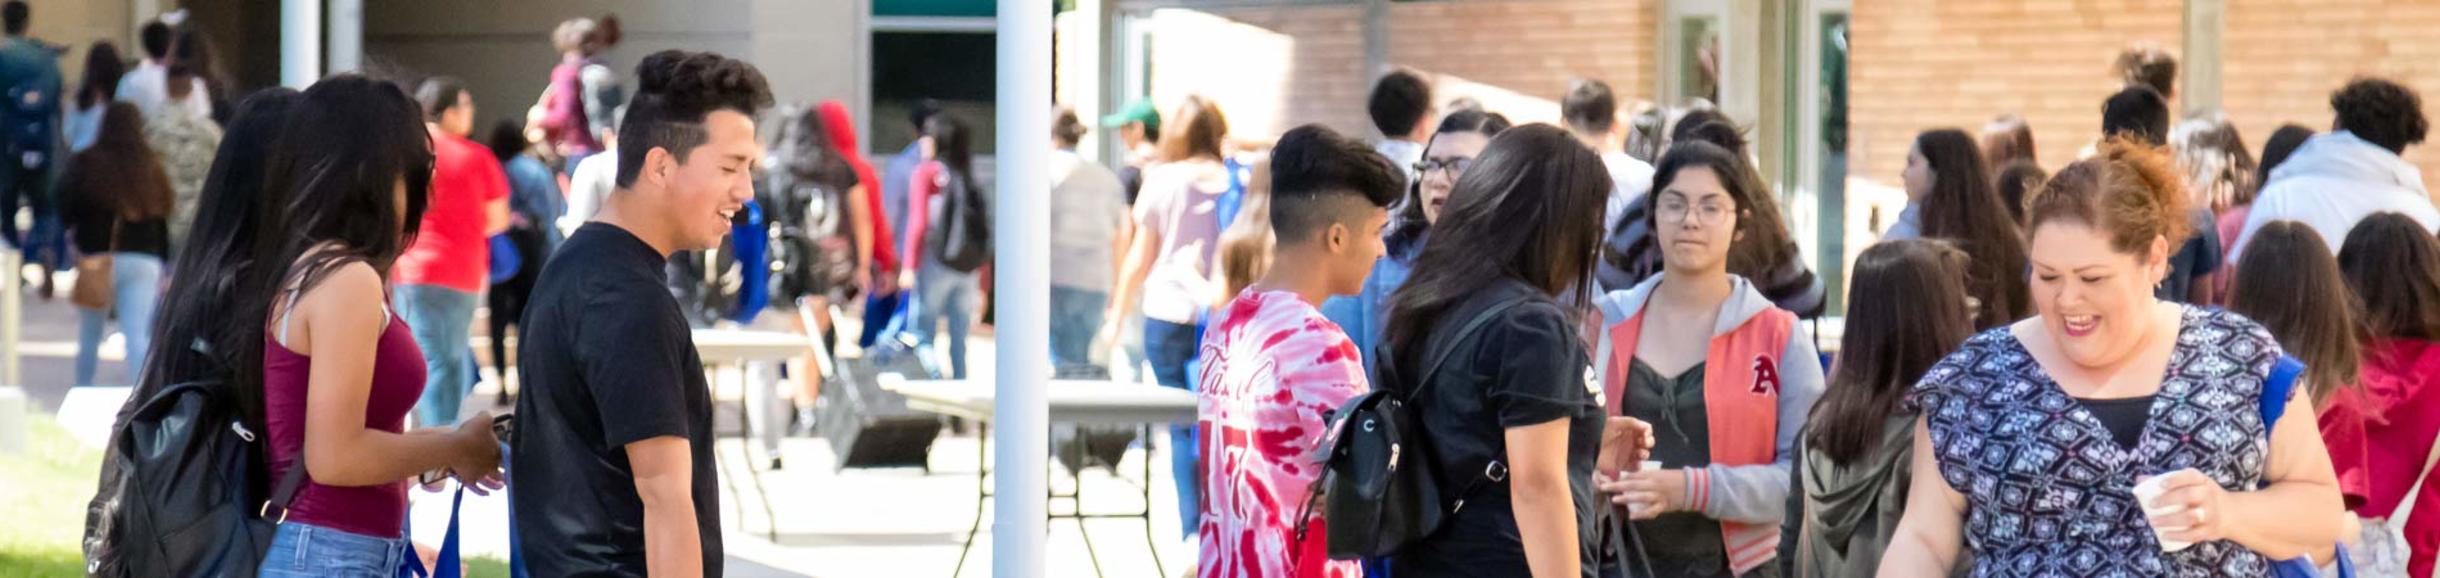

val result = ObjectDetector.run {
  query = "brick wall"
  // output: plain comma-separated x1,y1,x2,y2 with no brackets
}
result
1149,5,1370,144
2223,0,2440,192
1849,0,2183,186
1122,0,1657,146
1388,0,1658,128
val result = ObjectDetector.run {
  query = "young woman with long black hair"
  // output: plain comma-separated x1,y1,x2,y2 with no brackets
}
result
250,76,503,577
1381,124,1640,578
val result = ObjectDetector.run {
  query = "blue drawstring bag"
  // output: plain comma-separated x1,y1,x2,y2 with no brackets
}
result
486,234,520,285
2258,355,2355,578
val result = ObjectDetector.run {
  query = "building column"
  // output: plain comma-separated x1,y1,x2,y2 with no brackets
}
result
327,0,360,75
1363,0,1389,86
280,0,319,88
2182,0,2224,115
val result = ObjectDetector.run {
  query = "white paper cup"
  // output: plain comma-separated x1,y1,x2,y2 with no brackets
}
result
1638,460,1663,473
2134,472,2195,552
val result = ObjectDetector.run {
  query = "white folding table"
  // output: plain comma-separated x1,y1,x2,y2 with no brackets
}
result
690,328,808,539
882,378,1197,578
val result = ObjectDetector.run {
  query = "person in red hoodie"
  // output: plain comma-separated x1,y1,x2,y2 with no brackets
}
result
2335,212,2440,577
816,100,895,329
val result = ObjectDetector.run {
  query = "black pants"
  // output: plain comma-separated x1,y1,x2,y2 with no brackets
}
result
488,227,545,397
1,156,48,249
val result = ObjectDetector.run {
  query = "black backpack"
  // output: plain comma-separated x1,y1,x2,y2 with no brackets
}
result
926,168,992,274
83,380,308,578
1300,296,1526,559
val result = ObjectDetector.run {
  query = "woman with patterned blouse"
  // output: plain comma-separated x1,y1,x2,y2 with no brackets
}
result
1878,140,2348,577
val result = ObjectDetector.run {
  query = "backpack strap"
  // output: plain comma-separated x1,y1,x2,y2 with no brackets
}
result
2259,355,2305,433
259,445,311,524
2394,398,2440,536
1407,295,1532,511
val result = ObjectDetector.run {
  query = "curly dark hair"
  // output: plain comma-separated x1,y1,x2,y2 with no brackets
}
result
616,49,775,188
2331,77,2428,154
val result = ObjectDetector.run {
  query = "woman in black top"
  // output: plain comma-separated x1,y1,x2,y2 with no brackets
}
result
1380,124,1651,578
64,103,173,386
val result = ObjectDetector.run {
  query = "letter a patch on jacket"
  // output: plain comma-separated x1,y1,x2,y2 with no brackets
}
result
1750,354,1780,396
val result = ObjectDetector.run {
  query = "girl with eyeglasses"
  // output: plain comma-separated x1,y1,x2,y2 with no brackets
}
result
1322,108,1510,363
1591,140,1825,577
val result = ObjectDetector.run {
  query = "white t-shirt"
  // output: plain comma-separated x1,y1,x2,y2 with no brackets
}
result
2232,131,2440,261
561,149,620,236
1602,151,1658,230
115,61,211,122
1050,149,1127,292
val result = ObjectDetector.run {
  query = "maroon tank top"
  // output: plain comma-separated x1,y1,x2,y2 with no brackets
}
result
262,301,427,538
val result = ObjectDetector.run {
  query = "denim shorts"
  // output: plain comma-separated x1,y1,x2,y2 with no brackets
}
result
258,521,409,578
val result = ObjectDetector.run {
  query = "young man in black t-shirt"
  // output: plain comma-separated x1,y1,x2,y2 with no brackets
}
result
512,49,772,578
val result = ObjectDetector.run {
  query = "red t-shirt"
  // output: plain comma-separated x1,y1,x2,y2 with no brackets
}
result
395,130,509,292
1196,290,1365,578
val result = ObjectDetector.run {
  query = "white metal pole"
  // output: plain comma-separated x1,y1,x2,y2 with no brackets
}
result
280,0,321,88
994,0,1052,573
2,247,17,387
327,0,362,75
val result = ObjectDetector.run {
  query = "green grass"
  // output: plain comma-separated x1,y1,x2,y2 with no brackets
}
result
0,421,509,578
0,419,104,578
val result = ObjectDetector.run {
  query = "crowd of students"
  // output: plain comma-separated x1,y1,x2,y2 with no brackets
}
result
1094,41,2440,578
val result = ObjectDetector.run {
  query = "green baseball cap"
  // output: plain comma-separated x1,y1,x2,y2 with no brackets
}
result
1102,100,1162,135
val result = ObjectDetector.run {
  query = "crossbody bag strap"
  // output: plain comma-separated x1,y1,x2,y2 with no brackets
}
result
2393,418,2440,535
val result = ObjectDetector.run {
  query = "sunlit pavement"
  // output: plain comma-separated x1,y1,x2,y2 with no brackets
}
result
18,283,1196,577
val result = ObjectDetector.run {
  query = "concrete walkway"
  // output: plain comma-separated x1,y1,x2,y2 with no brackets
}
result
16,278,1195,577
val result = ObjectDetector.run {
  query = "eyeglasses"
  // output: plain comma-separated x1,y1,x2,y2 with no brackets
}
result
1413,157,1475,179
1656,198,1733,226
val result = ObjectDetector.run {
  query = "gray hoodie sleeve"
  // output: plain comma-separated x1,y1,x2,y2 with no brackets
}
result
1693,331,1827,524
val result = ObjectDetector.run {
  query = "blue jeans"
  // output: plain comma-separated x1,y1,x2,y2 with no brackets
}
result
395,284,479,427
906,262,979,379
1049,286,1107,374
75,253,163,386
1144,317,1201,537
857,289,902,349
257,521,410,578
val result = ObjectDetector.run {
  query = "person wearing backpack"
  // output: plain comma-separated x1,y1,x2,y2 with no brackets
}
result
899,112,987,380
2334,213,2440,577
1373,125,1644,578
1590,141,1825,578
1196,124,1400,578
256,76,505,578
0,1,58,288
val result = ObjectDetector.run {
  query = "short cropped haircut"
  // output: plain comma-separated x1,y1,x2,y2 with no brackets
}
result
1368,69,1431,139
1267,123,1405,244
140,21,170,60
2332,77,2428,154
3,2,28,36
1562,78,1618,135
414,76,469,122
615,50,775,188
2102,86,2170,147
